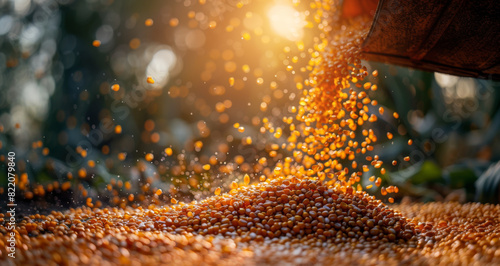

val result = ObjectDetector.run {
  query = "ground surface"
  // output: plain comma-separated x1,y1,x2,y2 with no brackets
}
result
1,181,499,266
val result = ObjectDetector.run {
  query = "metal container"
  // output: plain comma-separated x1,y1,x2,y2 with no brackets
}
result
362,0,500,79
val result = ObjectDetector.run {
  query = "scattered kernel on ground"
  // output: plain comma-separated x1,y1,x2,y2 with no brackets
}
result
1,179,499,265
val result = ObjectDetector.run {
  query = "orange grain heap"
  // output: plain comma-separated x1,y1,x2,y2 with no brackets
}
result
1,0,499,265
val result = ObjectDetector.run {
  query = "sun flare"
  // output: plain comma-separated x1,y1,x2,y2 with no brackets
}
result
267,3,305,41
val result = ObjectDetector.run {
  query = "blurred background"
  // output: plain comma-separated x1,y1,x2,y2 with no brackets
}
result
0,0,499,213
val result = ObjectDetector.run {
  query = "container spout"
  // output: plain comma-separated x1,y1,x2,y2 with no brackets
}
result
361,0,500,80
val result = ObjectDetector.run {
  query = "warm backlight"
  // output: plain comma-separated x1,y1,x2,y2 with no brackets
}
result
267,4,305,41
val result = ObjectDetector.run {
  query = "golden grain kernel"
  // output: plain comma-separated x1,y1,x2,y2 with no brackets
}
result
114,125,122,134
118,152,126,161
145,153,154,162
145,18,154,26
78,168,87,178
169,18,179,27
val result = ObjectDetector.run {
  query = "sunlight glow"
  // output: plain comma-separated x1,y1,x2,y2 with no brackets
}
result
146,48,177,89
267,4,305,41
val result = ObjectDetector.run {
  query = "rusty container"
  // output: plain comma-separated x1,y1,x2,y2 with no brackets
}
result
361,0,500,79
